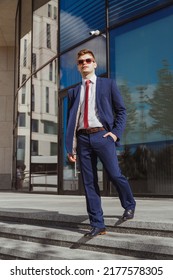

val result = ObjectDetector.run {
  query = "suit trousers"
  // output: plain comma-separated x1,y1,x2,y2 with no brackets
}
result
77,130,136,228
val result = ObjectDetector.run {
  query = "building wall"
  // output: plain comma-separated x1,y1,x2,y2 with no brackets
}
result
0,47,14,189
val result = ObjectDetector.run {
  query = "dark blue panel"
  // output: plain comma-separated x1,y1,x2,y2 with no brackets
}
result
60,0,106,52
109,0,171,26
110,5,173,146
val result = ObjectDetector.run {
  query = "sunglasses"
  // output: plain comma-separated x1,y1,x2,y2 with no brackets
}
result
77,58,95,65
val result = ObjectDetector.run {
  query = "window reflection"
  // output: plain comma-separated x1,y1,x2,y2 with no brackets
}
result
15,0,32,191
17,136,25,162
110,7,173,195
31,85,35,111
15,0,58,192
31,140,39,156
47,24,51,49
31,0,58,192
18,113,26,127
32,119,39,132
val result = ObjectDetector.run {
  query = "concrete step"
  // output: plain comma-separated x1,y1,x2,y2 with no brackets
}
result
0,237,138,260
0,222,172,259
0,210,172,238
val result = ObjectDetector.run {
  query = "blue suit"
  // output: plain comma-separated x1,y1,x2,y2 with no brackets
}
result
66,77,136,228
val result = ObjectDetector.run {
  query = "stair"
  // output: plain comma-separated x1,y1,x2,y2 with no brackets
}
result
0,212,173,260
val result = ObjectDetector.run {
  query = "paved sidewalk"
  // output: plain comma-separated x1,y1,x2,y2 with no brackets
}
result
0,192,172,227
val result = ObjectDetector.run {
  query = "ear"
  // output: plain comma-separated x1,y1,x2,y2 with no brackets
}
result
94,62,97,69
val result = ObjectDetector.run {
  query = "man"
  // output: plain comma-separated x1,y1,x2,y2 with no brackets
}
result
66,49,136,237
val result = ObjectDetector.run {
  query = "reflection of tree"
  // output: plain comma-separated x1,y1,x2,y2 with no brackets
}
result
153,145,172,181
148,59,173,136
119,146,136,179
136,86,148,141
120,144,154,180
119,82,137,144
119,143,173,194
133,145,153,179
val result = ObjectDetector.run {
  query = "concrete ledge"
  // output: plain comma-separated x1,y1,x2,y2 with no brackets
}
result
0,222,173,259
0,210,173,235
0,237,138,260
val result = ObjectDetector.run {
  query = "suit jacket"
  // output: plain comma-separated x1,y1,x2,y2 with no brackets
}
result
66,77,127,154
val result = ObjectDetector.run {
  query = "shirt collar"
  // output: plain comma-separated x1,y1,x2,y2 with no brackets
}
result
82,74,97,85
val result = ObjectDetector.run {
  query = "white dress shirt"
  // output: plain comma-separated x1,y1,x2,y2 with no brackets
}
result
78,74,103,130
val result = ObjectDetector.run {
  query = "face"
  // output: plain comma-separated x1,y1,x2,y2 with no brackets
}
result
77,54,97,78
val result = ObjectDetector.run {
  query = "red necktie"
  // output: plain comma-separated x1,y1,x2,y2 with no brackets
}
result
84,80,90,128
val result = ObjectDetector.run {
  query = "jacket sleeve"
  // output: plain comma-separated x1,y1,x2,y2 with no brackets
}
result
111,79,127,142
66,88,74,123
65,85,81,154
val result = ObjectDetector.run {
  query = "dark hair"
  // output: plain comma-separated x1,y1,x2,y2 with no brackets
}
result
77,49,96,60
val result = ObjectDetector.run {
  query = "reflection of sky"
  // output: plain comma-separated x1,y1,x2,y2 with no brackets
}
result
60,10,90,51
110,6,173,144
112,8,173,86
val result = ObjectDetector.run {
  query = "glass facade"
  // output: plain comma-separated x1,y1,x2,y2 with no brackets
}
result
14,0,173,196
14,0,58,192
109,5,173,195
108,0,172,26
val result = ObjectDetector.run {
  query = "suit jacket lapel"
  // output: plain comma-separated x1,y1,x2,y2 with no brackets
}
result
95,77,109,130
74,84,81,108
96,77,101,109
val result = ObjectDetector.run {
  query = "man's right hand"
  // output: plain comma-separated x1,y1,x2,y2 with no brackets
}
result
68,154,76,162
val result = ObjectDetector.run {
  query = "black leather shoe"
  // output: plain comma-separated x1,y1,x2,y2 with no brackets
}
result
84,227,106,237
122,209,135,220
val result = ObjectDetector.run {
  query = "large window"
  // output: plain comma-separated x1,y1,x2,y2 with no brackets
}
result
110,6,173,194
110,6,173,145
14,0,58,192
108,0,171,27
31,0,58,192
